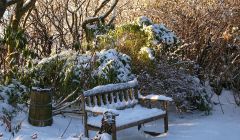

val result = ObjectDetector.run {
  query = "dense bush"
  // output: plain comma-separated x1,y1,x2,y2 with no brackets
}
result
116,0,240,105
95,16,179,72
91,16,212,112
20,49,135,99
0,79,28,118
138,61,212,113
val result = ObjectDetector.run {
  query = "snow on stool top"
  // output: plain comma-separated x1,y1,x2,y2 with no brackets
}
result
139,94,173,101
83,79,138,97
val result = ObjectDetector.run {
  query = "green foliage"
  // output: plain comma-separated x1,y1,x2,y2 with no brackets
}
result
28,53,80,98
86,22,114,44
21,49,134,99
109,24,150,73
136,47,156,73
3,26,27,50
95,35,115,50
2,26,37,85
3,26,36,58
94,17,180,75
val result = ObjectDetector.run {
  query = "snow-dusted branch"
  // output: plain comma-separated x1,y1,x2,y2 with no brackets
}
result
82,0,119,48
93,0,111,17
82,0,119,28
21,0,37,14
6,0,18,6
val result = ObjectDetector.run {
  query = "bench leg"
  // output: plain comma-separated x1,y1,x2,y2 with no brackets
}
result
112,124,117,140
84,128,89,137
164,113,168,133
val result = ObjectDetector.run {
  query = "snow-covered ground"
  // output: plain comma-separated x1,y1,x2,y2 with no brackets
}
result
0,90,240,140
117,89,240,140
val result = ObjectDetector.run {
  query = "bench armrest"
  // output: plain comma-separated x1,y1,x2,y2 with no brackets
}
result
139,94,173,102
138,94,172,110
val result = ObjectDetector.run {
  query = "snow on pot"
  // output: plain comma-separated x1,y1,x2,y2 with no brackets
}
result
28,87,53,126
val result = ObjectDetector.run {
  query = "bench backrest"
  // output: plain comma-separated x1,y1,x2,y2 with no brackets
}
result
83,79,139,110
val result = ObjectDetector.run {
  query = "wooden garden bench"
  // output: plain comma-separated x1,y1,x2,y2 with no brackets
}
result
81,79,172,140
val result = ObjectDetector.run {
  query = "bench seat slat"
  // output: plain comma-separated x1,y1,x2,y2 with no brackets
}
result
87,105,165,128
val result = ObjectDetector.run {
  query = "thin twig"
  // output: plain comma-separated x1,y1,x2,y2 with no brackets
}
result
53,87,80,109
60,118,72,138
217,95,224,114
53,96,81,113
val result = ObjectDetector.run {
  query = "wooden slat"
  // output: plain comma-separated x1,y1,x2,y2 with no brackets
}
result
87,97,91,107
102,94,107,105
124,90,128,101
134,88,139,100
97,95,101,106
91,96,96,107
117,114,166,131
87,114,167,131
119,91,123,102
110,93,114,104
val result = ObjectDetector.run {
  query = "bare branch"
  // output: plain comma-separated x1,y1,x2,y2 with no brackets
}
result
93,0,111,17
82,0,119,28
6,0,18,6
22,0,37,14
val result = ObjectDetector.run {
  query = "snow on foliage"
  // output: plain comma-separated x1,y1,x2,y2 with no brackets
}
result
143,23,178,45
138,61,213,112
136,16,179,46
139,47,155,60
94,49,134,82
0,79,27,117
28,49,135,97
137,16,153,27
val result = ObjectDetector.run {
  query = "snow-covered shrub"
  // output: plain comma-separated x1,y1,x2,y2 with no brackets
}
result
95,16,179,73
137,16,153,27
100,23,149,73
22,49,135,98
138,62,212,112
110,23,147,53
142,22,179,46
164,76,212,112
0,79,28,118
93,49,134,83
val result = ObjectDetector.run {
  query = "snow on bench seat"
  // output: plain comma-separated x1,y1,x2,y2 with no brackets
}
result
86,106,119,114
139,94,173,101
87,105,165,128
